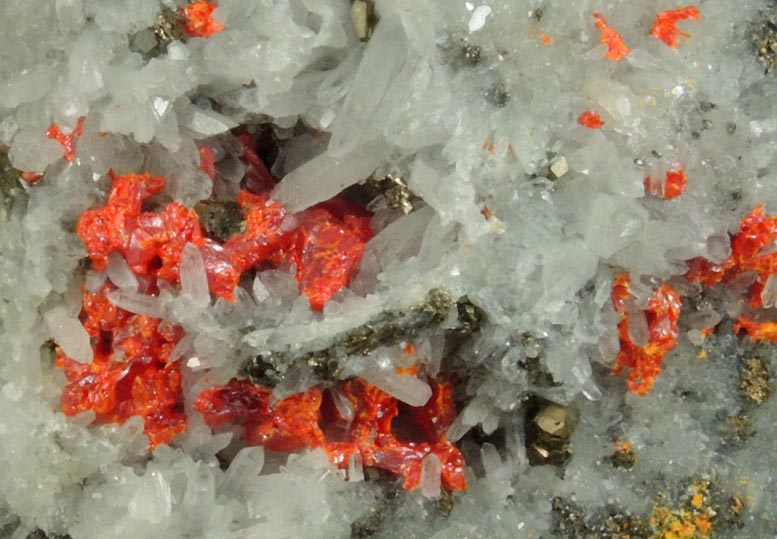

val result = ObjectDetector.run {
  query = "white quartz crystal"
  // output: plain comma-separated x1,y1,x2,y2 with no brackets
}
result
44,307,93,363
9,130,63,172
180,242,210,308
420,453,441,498
106,252,138,291
272,138,385,212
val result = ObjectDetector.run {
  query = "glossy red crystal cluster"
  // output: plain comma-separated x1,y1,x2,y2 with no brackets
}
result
182,0,224,38
611,273,682,396
649,6,701,48
195,376,467,491
76,165,371,309
685,205,777,341
55,142,467,491
56,282,187,448
63,159,372,443
644,167,687,200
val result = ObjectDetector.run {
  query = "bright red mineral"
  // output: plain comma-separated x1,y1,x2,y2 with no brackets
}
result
684,205,777,341
578,110,604,129
644,166,687,200
611,273,682,396
56,283,187,448
182,0,224,38
649,6,700,48
64,145,374,447
195,376,467,492
593,13,631,61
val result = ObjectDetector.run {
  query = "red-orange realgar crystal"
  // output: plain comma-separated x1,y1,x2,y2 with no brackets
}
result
649,6,700,48
46,117,84,162
77,171,371,308
64,155,373,447
611,273,682,396
578,110,604,129
644,166,687,200
182,0,224,38
684,205,777,340
593,13,631,61
195,376,467,492
56,282,187,448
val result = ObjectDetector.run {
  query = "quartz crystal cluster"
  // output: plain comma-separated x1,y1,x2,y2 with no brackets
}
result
1,1,777,538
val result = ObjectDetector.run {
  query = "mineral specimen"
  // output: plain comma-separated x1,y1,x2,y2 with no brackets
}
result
45,117,83,163
739,357,772,404
525,398,579,466
3,1,777,538
610,440,637,470
685,205,777,342
644,167,688,200
59,163,373,448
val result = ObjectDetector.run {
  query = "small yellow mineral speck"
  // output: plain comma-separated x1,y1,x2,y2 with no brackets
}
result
740,357,772,405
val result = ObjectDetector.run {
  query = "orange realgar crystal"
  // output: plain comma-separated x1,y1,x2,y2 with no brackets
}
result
198,146,217,181
46,117,85,162
195,376,467,492
578,110,604,129
733,316,777,342
65,146,373,448
56,282,187,448
684,204,777,341
611,273,682,396
194,379,325,451
77,170,371,308
644,166,687,200
649,6,700,48
593,13,631,61
182,0,224,38
685,205,777,298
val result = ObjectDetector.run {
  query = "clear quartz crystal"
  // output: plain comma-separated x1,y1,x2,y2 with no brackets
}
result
44,306,93,363
360,365,432,407
347,451,364,482
106,252,138,291
9,129,62,171
220,446,265,495
252,275,270,303
330,385,354,424
180,242,210,308
272,139,385,212
762,274,777,308
107,289,163,318
420,453,441,498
